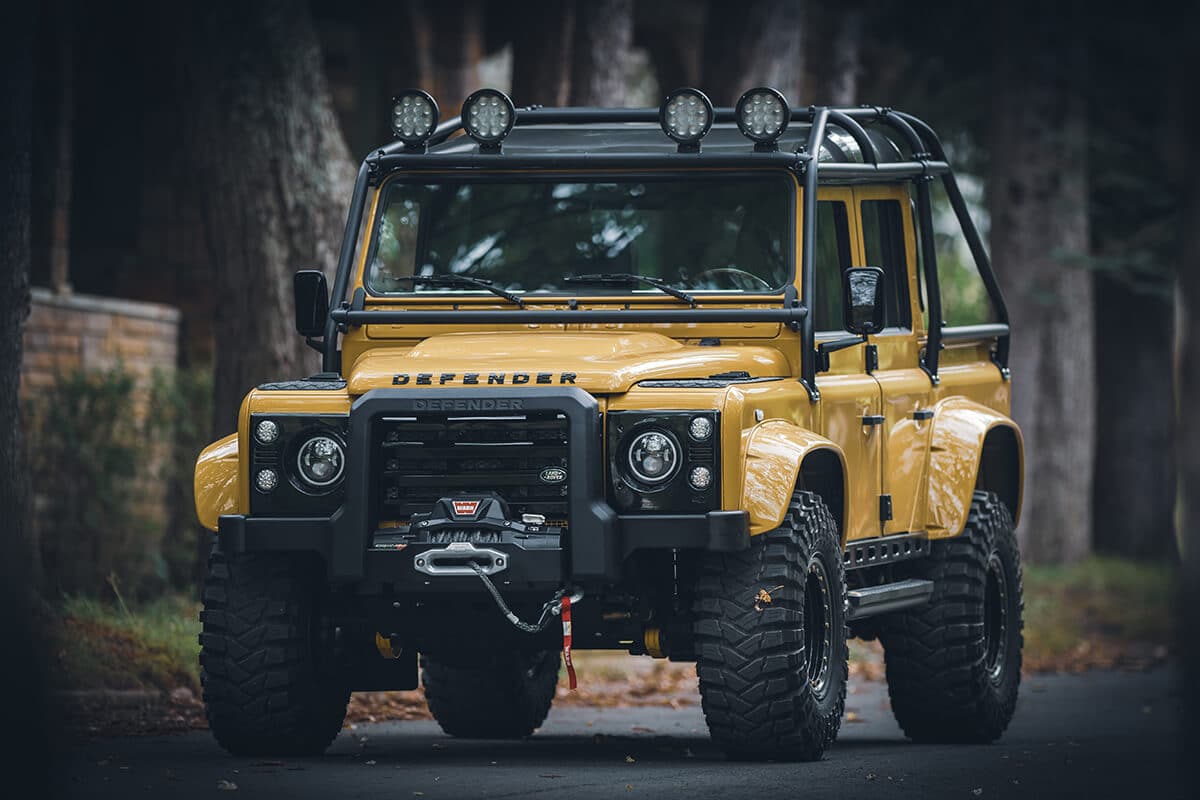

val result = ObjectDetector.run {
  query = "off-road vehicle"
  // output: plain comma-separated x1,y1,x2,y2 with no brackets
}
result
195,86,1024,761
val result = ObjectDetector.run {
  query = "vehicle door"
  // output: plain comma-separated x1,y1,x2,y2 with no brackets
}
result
812,188,884,543
854,185,934,536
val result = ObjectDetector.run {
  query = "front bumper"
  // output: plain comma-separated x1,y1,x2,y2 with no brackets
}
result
225,387,749,589
217,508,749,591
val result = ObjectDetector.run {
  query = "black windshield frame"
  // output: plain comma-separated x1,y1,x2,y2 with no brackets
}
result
358,170,798,301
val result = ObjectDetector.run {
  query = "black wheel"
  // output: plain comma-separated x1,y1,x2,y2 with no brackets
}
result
878,491,1024,743
421,650,559,739
693,490,848,761
200,547,349,756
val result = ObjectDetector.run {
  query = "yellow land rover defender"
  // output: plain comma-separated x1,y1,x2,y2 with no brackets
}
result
195,87,1024,761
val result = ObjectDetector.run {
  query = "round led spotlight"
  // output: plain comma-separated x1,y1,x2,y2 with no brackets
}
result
255,468,279,493
688,416,713,441
255,419,280,445
462,89,515,148
626,430,681,485
391,89,439,147
295,435,345,489
689,466,713,491
735,87,790,146
659,88,713,148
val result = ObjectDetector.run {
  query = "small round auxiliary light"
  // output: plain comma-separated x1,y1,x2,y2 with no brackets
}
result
689,466,713,491
255,468,279,493
462,88,515,149
391,89,439,148
659,88,713,150
735,87,790,147
255,419,280,445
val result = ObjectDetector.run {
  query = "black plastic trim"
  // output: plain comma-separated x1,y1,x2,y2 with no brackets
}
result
621,511,749,558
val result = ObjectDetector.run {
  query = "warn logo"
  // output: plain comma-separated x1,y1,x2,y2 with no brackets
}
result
451,500,481,517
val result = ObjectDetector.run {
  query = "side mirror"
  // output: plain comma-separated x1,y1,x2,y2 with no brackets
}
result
293,270,330,338
842,267,886,336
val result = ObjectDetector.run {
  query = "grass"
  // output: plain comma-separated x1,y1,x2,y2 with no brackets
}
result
48,557,1176,693
52,594,201,693
1021,556,1175,671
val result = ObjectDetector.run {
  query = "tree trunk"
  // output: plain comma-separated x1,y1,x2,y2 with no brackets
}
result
1092,278,1176,560
989,3,1093,564
179,1,356,437
510,0,575,107
1173,1,1200,760
702,0,804,106
428,1,484,115
570,0,634,106
0,0,38,589
808,3,861,105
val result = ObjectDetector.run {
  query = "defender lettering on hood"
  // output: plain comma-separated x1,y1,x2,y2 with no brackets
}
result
392,372,577,386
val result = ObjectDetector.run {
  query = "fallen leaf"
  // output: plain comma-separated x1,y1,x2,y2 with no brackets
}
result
973,789,983,796
631,726,655,734
365,760,377,766
217,779,238,791
865,772,877,781
625,755,636,763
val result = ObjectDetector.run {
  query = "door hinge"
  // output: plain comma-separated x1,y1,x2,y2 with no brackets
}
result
865,343,878,373
879,494,893,522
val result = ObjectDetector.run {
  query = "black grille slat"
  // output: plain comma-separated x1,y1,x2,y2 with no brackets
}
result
375,411,570,524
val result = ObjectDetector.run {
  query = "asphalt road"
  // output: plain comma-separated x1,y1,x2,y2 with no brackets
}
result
54,669,1187,800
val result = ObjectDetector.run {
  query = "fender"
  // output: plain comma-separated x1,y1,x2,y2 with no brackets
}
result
927,397,1024,538
194,433,240,532
740,420,849,540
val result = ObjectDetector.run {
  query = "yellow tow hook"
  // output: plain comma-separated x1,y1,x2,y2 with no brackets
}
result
643,627,666,659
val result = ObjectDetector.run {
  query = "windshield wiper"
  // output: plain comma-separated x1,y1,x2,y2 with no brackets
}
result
388,273,524,307
562,273,695,306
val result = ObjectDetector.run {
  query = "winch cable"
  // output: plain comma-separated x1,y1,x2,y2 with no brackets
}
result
469,562,582,634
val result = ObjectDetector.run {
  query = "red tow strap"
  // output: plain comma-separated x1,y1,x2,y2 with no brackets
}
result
561,595,577,690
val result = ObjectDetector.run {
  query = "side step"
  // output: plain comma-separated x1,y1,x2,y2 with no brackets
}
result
846,579,934,621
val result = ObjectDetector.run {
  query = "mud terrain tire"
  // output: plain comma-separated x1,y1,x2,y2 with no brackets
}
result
421,650,560,739
693,490,848,761
200,548,350,756
879,491,1024,743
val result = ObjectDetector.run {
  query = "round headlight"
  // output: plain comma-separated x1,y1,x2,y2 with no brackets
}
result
659,88,713,147
735,87,790,145
255,468,279,493
689,466,713,490
391,89,439,147
462,88,515,147
296,435,345,488
688,416,713,441
255,419,280,445
626,430,680,485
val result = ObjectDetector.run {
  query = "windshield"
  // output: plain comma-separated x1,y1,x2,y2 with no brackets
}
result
364,175,793,296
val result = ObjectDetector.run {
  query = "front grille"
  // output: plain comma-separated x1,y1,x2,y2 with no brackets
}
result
375,412,570,524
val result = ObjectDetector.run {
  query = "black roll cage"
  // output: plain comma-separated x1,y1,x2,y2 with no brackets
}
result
322,105,1011,398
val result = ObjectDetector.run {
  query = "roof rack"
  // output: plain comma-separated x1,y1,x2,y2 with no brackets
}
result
325,103,1010,398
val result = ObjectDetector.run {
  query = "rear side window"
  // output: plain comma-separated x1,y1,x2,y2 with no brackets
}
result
860,199,912,329
812,201,852,331
918,182,999,326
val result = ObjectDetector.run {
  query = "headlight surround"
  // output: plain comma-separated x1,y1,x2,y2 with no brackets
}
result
295,434,345,489
249,414,348,514
608,410,720,513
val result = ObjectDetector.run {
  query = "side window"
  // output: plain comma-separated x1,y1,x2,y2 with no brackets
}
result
860,199,912,329
812,201,852,331
918,182,998,327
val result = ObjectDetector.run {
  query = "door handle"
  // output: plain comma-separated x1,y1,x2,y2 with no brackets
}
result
861,414,886,426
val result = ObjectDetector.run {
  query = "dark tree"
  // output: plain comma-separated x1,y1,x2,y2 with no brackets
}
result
1088,11,1177,561
701,0,804,106
178,1,356,436
989,2,1093,563
0,1,37,587
570,0,634,106
808,2,861,104
510,0,575,106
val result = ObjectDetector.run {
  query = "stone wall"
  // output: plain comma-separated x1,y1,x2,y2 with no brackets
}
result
21,288,180,393
21,289,182,591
